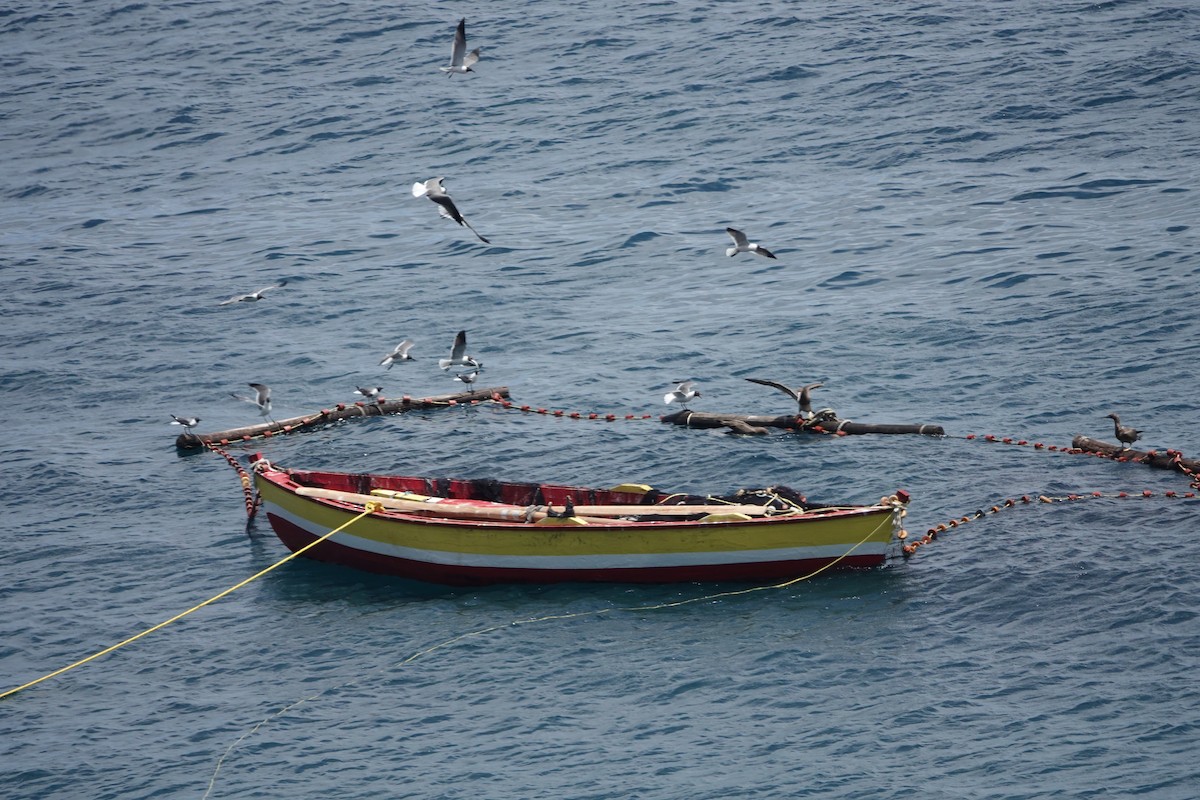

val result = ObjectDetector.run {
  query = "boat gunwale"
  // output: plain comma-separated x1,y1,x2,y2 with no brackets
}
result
256,467,895,530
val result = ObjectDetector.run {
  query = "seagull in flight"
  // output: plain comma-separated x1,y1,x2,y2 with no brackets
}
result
380,339,415,369
439,329,483,371
231,382,274,422
412,176,490,243
218,280,288,305
1106,413,1143,450
725,227,777,259
170,414,200,431
664,380,700,407
440,18,481,77
355,386,383,401
746,378,824,419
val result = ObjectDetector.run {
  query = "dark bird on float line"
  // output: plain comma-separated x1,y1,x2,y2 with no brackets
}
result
231,382,274,422
380,340,415,369
170,414,200,431
664,380,700,407
355,386,383,401
439,329,482,371
725,227,776,259
746,378,824,419
440,18,481,77
1106,413,1143,450
218,280,287,305
412,177,490,243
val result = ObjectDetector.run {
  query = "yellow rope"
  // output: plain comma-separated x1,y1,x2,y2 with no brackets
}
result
203,508,897,796
0,503,381,702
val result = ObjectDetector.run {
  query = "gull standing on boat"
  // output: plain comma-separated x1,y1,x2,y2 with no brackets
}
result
1106,413,1143,450
412,177,490,243
170,414,200,431
746,378,824,419
231,383,274,422
664,381,700,407
440,18,481,77
379,339,415,369
439,329,482,371
218,280,288,305
725,227,777,259
355,386,383,401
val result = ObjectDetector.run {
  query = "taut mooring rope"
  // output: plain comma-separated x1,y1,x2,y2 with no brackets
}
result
0,504,381,702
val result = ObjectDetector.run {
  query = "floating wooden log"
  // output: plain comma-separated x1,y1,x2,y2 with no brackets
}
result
661,410,944,436
175,386,510,450
1071,435,1200,473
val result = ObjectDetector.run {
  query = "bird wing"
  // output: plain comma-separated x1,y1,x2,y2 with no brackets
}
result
249,383,271,403
462,48,481,69
450,18,467,66
726,227,749,247
218,293,249,305
396,339,414,357
449,330,467,361
753,245,777,259
431,195,466,225
745,377,799,402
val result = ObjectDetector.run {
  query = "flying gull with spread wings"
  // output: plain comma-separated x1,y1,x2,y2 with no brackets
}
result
725,227,777,259
231,382,274,422
219,280,288,305
440,18,481,77
439,329,483,371
746,378,823,419
380,339,415,369
663,380,701,407
412,177,490,243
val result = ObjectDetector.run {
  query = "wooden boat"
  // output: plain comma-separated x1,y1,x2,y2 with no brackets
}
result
253,461,905,585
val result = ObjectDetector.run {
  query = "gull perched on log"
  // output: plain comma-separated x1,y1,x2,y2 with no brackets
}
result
664,380,700,407
170,414,200,431
439,329,482,371
412,177,490,243
218,280,287,305
440,18,480,77
1106,413,1143,450
725,227,776,259
746,378,824,419
231,382,274,423
380,340,415,369
355,386,383,401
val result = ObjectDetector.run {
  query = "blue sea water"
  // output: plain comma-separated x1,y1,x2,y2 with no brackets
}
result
3,0,1200,797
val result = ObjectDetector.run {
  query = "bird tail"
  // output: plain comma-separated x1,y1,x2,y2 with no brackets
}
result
411,182,429,198
438,358,452,370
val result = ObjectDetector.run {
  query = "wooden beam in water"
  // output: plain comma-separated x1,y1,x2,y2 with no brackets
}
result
175,386,510,450
1071,435,1200,473
661,409,944,436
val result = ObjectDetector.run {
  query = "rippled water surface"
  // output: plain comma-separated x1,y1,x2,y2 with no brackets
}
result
3,1,1199,798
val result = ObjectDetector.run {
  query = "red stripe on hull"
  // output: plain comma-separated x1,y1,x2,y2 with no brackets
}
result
267,513,886,586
